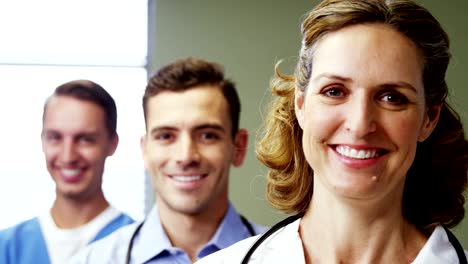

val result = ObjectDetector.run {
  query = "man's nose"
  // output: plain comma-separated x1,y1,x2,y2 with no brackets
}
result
60,141,79,163
176,135,201,166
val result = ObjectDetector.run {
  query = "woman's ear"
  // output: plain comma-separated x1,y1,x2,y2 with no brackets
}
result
232,129,248,167
418,105,441,142
295,90,305,129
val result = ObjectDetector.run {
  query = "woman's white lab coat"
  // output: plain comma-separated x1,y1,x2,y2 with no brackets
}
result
196,218,466,264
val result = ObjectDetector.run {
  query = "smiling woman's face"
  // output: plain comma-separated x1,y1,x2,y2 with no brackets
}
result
295,23,440,201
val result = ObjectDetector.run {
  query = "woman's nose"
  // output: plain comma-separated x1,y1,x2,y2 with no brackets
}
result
344,96,377,138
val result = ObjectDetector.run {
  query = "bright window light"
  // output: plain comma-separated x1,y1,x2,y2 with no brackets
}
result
0,0,147,66
0,1,148,229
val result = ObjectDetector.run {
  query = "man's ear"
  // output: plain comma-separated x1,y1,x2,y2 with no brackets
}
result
107,134,119,156
232,129,248,167
295,90,305,129
140,134,148,169
418,105,441,142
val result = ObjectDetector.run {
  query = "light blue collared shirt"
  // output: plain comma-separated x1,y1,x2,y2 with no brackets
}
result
69,203,267,263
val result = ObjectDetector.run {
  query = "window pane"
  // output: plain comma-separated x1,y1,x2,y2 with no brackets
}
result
0,0,147,66
0,65,147,228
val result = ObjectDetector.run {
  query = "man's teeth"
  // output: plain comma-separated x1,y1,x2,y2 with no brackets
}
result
336,146,378,159
172,175,203,182
61,169,81,177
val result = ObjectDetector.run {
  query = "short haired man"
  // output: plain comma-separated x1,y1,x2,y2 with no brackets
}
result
0,80,134,264
70,57,267,263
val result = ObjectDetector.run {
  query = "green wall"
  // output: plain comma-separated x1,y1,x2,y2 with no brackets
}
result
148,0,314,227
148,0,468,246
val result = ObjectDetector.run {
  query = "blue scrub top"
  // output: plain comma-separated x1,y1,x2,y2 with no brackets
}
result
0,213,134,264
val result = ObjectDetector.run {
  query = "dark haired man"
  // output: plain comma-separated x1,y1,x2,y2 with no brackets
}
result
0,80,134,264
71,58,266,263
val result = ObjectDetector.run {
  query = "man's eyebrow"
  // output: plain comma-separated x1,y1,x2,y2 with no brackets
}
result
148,124,226,136
41,130,100,138
41,129,59,137
75,132,99,138
194,124,226,133
42,129,57,134
149,126,177,135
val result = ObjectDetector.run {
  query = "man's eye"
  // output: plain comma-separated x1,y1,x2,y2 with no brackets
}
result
155,133,173,141
45,133,60,142
200,132,220,141
79,137,96,144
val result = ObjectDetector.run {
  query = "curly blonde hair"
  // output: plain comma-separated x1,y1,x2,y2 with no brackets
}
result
257,0,468,228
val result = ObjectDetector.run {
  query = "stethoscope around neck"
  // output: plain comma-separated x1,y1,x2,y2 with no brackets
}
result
124,215,256,264
240,213,467,264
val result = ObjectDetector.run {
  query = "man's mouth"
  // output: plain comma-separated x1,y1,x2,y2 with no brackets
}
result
170,174,207,182
61,168,83,178
57,167,85,183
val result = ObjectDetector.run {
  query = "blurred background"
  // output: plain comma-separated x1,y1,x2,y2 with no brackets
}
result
0,0,466,246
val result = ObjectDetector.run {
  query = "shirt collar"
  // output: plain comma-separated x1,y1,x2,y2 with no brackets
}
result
256,222,462,264
131,205,172,263
249,218,305,263
130,202,252,263
198,202,253,258
412,225,462,264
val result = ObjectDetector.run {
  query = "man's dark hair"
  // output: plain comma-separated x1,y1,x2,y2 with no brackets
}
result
143,57,241,137
43,80,117,137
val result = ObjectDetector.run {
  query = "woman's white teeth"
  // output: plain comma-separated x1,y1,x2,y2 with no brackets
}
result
336,146,378,159
172,175,202,182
